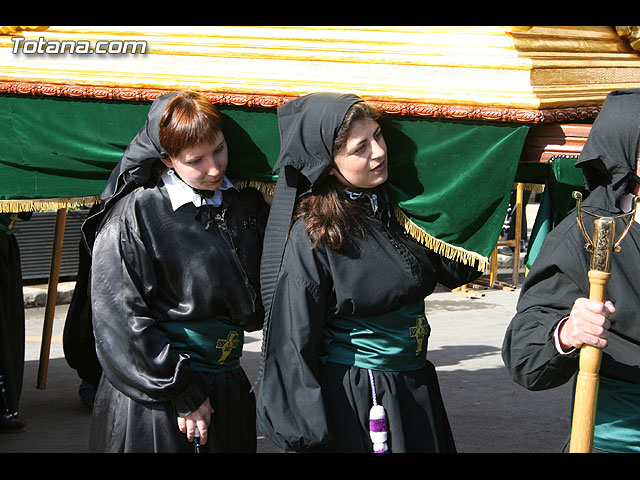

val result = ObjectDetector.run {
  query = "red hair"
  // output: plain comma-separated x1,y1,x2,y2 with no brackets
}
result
158,91,223,158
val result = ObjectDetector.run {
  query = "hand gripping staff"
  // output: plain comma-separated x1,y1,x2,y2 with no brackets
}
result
569,192,637,452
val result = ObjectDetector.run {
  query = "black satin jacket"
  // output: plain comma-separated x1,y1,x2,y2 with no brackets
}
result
90,179,268,415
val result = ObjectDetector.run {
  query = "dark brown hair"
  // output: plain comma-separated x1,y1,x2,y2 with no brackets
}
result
158,91,223,158
293,101,383,253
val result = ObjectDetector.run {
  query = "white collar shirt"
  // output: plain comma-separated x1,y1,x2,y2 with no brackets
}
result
161,169,235,211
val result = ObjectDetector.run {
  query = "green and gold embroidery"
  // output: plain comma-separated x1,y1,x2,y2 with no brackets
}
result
409,314,430,356
216,330,240,363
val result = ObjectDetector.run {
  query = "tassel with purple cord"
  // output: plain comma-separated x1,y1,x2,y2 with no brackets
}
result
367,369,389,453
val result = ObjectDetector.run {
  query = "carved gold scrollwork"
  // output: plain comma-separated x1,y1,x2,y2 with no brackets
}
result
0,80,602,124
616,26,640,52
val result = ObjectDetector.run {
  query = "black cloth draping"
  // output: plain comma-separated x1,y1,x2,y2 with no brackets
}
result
63,203,102,391
91,366,257,453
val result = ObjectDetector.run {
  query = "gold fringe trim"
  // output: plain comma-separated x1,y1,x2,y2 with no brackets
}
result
0,195,101,213
394,207,489,273
518,183,545,194
231,178,277,196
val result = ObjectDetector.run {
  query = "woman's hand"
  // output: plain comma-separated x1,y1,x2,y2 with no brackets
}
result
177,397,214,444
558,297,614,351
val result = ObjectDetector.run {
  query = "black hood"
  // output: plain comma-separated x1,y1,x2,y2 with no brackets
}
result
576,89,640,213
82,92,178,251
274,92,363,189
256,93,363,384
100,91,178,200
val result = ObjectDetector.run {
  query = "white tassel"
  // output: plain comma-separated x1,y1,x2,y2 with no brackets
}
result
368,374,389,453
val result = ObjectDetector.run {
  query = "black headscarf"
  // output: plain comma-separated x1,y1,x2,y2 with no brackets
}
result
82,92,179,252
576,89,640,214
274,92,363,188
101,91,178,201
256,92,363,384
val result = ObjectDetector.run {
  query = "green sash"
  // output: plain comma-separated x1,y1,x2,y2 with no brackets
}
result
157,317,244,373
592,376,640,452
321,302,430,372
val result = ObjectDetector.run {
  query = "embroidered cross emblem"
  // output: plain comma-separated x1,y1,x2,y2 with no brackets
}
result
409,315,430,356
216,331,240,363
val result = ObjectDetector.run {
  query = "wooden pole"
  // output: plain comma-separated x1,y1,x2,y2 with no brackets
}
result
36,207,67,389
512,182,524,286
569,217,614,452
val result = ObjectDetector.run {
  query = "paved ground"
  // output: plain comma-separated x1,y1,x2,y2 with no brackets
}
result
0,271,574,454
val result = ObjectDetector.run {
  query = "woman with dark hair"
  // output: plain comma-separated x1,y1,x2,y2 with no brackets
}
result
87,91,268,452
256,93,481,453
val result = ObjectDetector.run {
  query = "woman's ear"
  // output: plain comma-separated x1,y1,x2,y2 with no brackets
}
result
160,156,173,169
328,167,337,177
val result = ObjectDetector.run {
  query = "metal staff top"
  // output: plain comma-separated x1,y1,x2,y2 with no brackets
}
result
572,191,638,271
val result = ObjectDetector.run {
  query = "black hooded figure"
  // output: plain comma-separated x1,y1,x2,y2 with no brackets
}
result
84,91,269,453
255,92,482,453
502,89,640,453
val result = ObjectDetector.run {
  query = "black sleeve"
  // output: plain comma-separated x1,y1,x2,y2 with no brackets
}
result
91,214,207,416
256,226,332,451
501,222,589,391
434,254,484,290
398,226,483,289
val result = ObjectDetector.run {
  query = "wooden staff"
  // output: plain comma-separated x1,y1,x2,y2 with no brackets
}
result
568,191,637,452
36,207,67,389
569,216,614,453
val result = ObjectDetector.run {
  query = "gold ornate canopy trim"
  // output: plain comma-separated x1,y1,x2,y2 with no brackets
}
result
520,182,545,193
0,195,101,213
0,180,490,272
0,81,602,125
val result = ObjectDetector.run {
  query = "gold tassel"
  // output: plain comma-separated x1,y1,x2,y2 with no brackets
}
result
394,207,489,273
0,195,101,213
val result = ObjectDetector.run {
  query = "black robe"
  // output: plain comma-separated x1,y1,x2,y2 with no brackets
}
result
80,91,270,452
63,203,102,394
90,177,267,452
0,213,25,419
256,191,481,452
88,175,268,453
502,89,640,452
502,211,640,389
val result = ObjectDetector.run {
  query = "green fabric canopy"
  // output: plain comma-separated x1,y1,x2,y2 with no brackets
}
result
524,154,587,269
0,94,530,270
382,116,529,269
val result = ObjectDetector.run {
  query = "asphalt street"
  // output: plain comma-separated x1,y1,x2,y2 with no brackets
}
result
0,274,574,454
